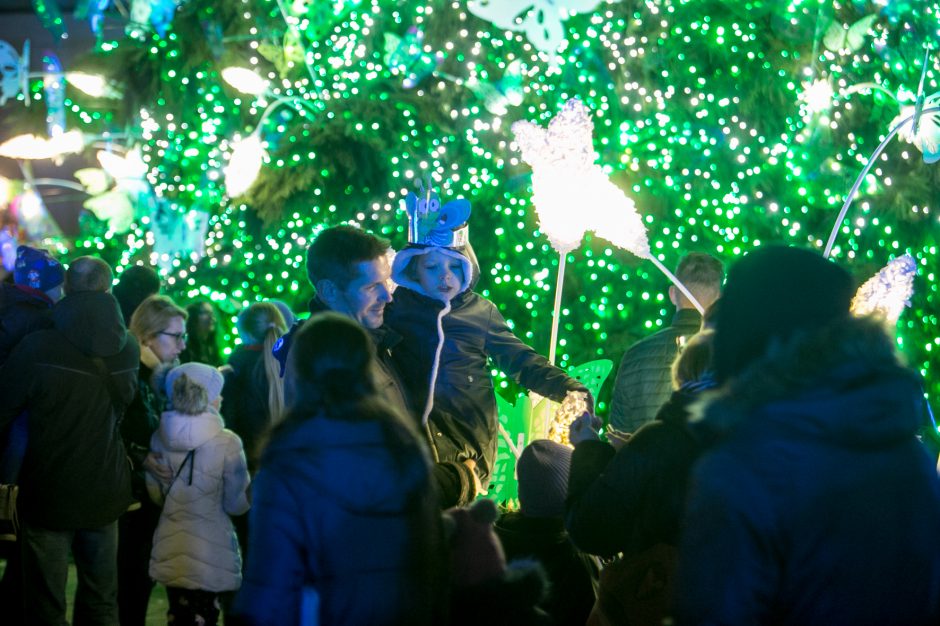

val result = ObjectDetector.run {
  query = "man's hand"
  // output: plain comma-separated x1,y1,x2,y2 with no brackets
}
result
143,452,173,485
569,411,601,445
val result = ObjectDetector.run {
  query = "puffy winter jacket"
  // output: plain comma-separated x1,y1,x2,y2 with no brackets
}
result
0,291,138,529
609,308,702,434
0,282,54,366
232,410,447,626
147,409,250,592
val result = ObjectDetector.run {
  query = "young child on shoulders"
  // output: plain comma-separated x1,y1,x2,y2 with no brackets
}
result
385,186,591,487
147,362,251,625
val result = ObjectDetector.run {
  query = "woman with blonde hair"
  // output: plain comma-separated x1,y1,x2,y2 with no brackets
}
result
223,301,287,472
119,294,188,626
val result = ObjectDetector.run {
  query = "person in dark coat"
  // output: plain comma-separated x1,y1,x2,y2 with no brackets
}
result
0,258,138,624
273,225,479,507
119,294,187,626
387,193,590,487
674,246,940,625
566,330,715,626
0,245,64,364
232,313,448,625
495,440,599,626
224,301,288,472
607,253,722,442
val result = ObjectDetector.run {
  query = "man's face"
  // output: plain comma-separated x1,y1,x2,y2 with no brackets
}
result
330,257,392,329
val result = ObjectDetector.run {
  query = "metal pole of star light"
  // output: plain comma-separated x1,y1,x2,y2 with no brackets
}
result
824,47,938,259
547,251,567,365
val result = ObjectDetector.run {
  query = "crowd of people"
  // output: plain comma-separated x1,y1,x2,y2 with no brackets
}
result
1,197,940,626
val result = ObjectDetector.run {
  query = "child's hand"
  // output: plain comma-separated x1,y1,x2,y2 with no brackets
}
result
569,411,601,446
463,459,488,497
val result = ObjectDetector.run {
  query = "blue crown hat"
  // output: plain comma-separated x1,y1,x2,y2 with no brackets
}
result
405,187,471,248
393,183,475,296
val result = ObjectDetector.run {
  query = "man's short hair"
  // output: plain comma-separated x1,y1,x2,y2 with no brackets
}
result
65,256,113,294
676,252,724,292
306,225,390,289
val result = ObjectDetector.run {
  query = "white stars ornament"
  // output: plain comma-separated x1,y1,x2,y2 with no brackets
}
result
851,254,917,326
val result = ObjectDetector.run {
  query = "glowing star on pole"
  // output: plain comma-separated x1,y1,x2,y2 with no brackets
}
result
224,134,266,197
851,254,917,326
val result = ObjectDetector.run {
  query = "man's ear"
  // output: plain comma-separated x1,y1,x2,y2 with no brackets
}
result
316,279,339,307
668,285,680,307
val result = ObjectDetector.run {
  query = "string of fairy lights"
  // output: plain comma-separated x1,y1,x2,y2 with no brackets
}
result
4,0,939,411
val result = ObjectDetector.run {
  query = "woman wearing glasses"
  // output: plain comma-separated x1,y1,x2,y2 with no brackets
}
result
119,294,189,626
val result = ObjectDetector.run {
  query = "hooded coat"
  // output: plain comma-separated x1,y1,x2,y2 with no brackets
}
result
674,317,940,625
232,412,447,625
147,409,250,592
386,285,588,485
0,282,55,366
0,291,138,529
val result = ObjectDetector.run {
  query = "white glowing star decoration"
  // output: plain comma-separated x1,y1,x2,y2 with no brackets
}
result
511,98,650,257
224,135,266,197
468,0,612,56
851,254,917,325
801,79,835,115
891,93,940,164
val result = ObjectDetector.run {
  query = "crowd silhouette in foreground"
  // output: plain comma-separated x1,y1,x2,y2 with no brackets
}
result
1,224,940,625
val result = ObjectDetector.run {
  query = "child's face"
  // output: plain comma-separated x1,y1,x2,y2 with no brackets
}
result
415,249,464,302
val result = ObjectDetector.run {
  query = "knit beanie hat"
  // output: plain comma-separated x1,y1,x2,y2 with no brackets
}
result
14,245,64,292
516,439,572,519
165,362,224,405
447,498,507,587
713,246,854,383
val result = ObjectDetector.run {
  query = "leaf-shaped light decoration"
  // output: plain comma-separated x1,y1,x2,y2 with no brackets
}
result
468,0,610,56
851,254,917,326
511,98,649,258
84,191,135,233
891,93,940,164
823,14,878,53
225,135,266,197
74,168,110,195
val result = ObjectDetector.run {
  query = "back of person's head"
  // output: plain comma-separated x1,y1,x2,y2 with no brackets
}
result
674,253,724,311
267,299,297,328
166,362,224,415
516,439,572,519
14,245,65,300
284,312,376,415
672,329,715,389
306,225,390,290
113,264,161,322
238,302,288,423
130,294,187,343
713,246,854,383
65,256,113,295
447,498,507,587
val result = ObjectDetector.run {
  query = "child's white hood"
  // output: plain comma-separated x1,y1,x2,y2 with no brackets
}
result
158,410,225,451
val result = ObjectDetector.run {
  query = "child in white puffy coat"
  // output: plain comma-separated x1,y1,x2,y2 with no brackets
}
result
146,362,251,625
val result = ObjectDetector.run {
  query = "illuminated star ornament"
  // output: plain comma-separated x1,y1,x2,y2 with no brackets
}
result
511,98,649,258
851,254,918,326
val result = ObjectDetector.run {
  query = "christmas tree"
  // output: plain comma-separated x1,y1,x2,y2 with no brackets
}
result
2,0,939,417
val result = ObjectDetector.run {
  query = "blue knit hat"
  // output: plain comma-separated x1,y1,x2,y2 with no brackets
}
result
14,245,64,292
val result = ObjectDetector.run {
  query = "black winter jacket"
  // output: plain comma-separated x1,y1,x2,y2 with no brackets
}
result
566,384,707,559
675,317,940,625
0,291,138,529
0,282,55,366
386,287,588,485
609,308,702,434
275,298,477,507
223,345,272,472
